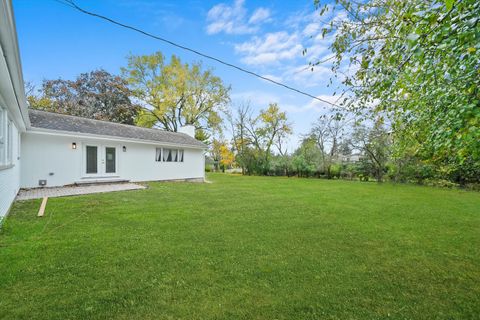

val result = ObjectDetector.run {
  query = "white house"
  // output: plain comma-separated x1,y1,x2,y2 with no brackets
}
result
0,1,206,219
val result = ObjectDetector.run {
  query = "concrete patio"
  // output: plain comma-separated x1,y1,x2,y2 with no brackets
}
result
16,183,146,200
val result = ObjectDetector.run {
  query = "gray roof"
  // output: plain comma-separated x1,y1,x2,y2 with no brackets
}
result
28,109,206,148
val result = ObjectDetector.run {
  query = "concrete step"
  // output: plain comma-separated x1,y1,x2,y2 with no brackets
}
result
73,178,130,186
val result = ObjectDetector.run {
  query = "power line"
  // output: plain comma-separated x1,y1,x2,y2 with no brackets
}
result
54,0,339,108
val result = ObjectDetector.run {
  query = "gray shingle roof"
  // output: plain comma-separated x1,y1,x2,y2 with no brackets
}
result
28,109,206,148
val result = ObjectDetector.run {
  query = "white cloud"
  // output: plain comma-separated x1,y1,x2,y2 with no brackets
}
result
303,22,321,36
206,0,272,35
234,31,303,65
249,8,271,24
304,94,340,112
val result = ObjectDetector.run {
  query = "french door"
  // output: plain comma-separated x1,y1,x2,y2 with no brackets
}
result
85,145,117,176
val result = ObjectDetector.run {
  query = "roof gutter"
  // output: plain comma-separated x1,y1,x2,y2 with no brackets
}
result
27,127,207,150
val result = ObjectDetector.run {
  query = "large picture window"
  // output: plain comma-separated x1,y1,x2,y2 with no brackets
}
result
156,148,184,162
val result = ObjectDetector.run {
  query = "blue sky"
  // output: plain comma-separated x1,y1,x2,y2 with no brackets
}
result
14,0,341,150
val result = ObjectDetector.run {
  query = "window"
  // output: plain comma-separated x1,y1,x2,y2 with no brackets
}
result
0,107,5,165
17,132,21,159
157,148,184,162
0,108,12,166
163,148,173,162
7,120,12,164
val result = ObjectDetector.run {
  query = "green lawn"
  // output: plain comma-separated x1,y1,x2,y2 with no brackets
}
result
0,174,479,319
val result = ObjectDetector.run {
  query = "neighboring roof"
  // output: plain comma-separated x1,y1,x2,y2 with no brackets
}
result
28,109,206,148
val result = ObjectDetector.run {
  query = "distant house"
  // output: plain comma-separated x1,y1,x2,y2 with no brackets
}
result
340,153,363,163
0,1,205,219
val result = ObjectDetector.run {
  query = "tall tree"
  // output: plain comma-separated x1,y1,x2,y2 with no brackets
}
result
122,52,230,136
28,70,141,124
226,102,251,175
351,119,391,182
310,114,346,178
245,103,292,174
293,135,323,177
313,0,480,183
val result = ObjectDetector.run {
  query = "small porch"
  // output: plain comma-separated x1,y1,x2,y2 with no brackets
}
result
16,182,146,201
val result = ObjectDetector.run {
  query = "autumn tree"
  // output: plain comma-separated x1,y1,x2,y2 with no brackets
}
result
122,52,230,138
28,70,141,124
219,144,235,172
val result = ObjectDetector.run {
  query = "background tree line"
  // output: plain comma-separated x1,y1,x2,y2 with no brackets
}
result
27,0,479,189
210,0,479,188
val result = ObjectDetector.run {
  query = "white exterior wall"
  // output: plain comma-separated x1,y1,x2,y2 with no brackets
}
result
0,121,20,218
21,132,205,188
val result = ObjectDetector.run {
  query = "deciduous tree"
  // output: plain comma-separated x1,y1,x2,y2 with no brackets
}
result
122,52,230,137
28,70,141,124
313,0,480,184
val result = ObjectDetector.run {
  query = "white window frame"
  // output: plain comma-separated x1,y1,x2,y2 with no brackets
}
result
155,148,162,162
0,107,6,166
157,148,184,163
7,119,13,165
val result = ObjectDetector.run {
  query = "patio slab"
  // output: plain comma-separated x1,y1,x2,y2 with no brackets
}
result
16,183,146,201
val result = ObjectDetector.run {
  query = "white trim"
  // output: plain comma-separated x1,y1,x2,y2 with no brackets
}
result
27,127,207,150
0,1,29,130
81,144,119,178
83,144,100,177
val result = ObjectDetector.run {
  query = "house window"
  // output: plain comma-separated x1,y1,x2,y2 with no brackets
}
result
163,148,173,162
0,107,5,165
157,148,184,162
17,132,21,159
7,120,12,164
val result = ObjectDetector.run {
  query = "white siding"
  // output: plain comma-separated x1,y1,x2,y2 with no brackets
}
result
0,120,20,218
21,132,205,188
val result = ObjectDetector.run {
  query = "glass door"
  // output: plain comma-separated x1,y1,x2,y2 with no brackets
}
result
105,147,116,174
86,145,98,174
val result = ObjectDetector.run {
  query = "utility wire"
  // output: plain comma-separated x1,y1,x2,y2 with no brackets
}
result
55,0,339,107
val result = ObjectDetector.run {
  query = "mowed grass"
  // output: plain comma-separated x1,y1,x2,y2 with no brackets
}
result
0,174,479,320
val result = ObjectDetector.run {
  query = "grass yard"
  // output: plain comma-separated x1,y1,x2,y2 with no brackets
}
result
0,174,479,319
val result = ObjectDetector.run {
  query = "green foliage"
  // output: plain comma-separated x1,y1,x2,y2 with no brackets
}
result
351,120,391,182
292,135,322,177
28,70,141,124
227,103,292,176
122,52,230,132
314,0,480,184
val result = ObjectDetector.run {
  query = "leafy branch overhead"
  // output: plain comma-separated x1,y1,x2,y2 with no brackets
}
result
313,0,479,179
